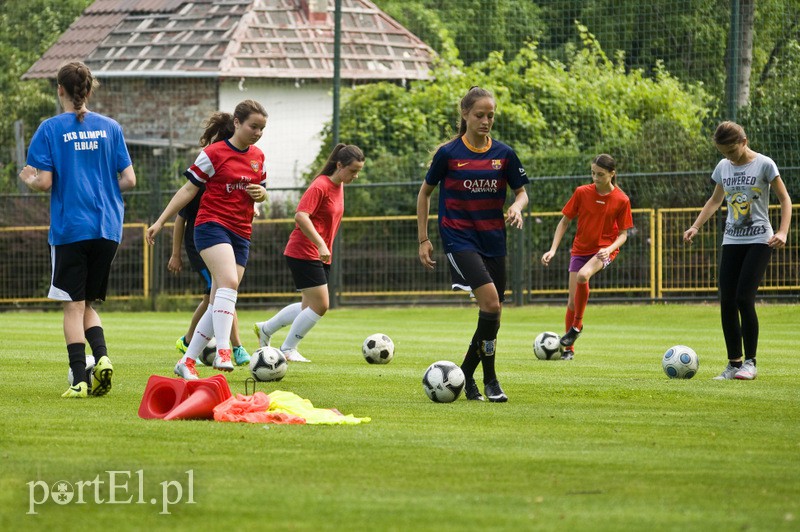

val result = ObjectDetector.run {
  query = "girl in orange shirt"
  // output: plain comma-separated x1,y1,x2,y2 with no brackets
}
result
541,154,634,359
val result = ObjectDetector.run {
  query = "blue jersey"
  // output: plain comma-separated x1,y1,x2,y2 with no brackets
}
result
425,136,528,256
26,112,132,245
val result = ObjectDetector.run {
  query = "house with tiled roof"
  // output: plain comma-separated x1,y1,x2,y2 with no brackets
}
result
24,0,434,188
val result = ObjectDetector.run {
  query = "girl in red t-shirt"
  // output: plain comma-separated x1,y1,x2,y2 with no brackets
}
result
253,144,365,362
541,154,634,359
146,100,268,379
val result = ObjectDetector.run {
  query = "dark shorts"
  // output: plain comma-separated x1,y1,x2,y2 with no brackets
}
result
445,251,506,303
568,251,616,273
184,236,211,294
194,222,250,267
49,239,119,302
286,255,330,291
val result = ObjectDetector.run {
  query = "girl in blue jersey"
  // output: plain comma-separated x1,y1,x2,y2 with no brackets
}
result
20,62,136,398
416,86,529,402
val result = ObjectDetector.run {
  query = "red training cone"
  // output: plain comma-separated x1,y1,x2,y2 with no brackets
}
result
138,376,188,419
163,385,221,421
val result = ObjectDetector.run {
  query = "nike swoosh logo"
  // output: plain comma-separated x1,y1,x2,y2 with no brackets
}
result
457,162,469,167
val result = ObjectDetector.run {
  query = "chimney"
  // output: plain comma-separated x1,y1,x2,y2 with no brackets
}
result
301,0,328,24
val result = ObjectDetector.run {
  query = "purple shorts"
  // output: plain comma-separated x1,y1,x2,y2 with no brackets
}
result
569,253,613,273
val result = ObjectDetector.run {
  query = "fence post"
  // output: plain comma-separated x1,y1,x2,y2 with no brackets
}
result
329,0,343,309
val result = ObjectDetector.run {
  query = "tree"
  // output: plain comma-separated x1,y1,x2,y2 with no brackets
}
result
309,24,711,214
0,0,92,192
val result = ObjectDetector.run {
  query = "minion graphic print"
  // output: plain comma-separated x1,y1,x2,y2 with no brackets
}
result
712,153,780,245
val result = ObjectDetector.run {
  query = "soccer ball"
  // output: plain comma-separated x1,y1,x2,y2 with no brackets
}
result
197,337,217,366
422,361,465,403
662,345,699,379
533,331,563,360
249,346,288,382
362,333,394,364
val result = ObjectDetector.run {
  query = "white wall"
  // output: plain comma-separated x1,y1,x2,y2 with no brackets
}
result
220,79,331,189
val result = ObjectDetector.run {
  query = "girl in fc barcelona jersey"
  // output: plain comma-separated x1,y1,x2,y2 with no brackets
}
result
417,86,529,403
146,100,268,379
540,154,634,360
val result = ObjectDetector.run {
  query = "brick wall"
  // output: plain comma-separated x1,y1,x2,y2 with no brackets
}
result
90,77,218,146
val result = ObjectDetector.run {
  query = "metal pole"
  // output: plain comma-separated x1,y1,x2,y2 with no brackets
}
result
726,0,740,121
330,0,343,309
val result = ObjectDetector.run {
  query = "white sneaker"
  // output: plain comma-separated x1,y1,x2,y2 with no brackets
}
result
213,348,235,372
734,359,758,380
174,359,199,380
712,363,739,380
282,348,310,363
253,322,271,347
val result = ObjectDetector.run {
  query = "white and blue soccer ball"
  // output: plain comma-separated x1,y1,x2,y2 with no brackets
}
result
197,337,217,366
422,360,465,403
533,331,563,360
249,346,288,382
362,333,394,364
662,345,699,379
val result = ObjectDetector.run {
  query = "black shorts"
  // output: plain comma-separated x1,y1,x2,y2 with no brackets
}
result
446,251,506,303
184,236,212,294
49,239,119,302
286,256,330,291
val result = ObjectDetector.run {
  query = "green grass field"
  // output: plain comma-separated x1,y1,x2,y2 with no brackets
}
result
1,304,799,531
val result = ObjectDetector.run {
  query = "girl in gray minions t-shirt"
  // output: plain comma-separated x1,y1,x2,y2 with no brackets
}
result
683,121,792,381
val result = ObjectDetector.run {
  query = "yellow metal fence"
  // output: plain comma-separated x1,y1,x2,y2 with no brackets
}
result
1,206,798,306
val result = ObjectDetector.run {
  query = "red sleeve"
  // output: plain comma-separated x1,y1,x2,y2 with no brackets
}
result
296,182,325,216
562,187,582,219
616,197,634,231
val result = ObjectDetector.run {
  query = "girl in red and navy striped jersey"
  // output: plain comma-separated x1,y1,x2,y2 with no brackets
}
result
146,100,268,379
417,86,529,402
541,154,634,359
253,144,365,362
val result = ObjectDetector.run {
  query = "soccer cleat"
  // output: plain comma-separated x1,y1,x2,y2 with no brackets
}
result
464,378,484,401
712,363,740,380
174,358,199,380
559,326,582,348
734,359,757,380
233,345,251,366
91,356,114,397
560,349,575,361
484,379,508,403
281,348,310,363
175,336,189,354
213,349,235,372
61,381,89,398
253,322,271,347
67,355,96,393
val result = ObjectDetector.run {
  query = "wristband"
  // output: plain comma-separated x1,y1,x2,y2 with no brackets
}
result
419,238,430,244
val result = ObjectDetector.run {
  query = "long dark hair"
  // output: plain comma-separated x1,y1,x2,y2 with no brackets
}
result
57,62,98,122
318,144,365,176
199,99,267,147
592,153,617,185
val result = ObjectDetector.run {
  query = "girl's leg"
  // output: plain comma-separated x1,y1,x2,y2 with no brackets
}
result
562,258,604,347
255,302,303,346
201,244,244,371
718,245,747,362
280,285,329,360
471,282,502,387
735,245,772,360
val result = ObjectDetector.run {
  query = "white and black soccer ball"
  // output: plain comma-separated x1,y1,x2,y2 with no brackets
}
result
249,346,288,382
197,337,217,366
533,331,563,360
662,345,699,379
422,360,466,403
362,333,394,364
